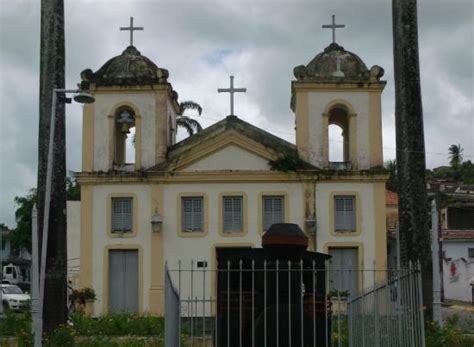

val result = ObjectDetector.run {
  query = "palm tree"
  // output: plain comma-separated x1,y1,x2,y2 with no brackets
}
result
132,100,203,146
448,144,463,167
176,100,203,136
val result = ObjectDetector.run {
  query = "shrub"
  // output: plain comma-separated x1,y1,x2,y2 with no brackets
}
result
0,309,32,345
426,316,474,347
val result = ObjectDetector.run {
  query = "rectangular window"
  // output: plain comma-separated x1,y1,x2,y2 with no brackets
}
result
223,196,243,232
263,196,284,232
334,196,356,231
182,197,204,232
468,248,474,259
111,197,133,233
1,238,6,250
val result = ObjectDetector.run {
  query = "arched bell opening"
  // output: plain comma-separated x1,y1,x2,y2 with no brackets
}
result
114,107,136,166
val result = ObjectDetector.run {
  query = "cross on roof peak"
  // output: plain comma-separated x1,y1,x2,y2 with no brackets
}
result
120,17,143,47
217,76,246,116
322,15,345,44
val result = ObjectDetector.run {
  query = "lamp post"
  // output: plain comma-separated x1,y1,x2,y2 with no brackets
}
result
34,88,94,346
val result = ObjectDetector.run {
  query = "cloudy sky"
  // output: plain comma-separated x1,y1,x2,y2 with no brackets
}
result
0,0,472,228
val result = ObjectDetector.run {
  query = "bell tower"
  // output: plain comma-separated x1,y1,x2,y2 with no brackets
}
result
79,20,179,173
291,41,386,170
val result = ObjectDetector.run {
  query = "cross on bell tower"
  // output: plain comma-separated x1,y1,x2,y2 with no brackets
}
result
322,15,345,43
120,16,144,46
217,76,246,116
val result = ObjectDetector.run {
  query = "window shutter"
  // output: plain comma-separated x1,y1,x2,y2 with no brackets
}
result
112,198,133,232
223,196,243,232
263,196,284,232
334,196,355,231
182,197,204,232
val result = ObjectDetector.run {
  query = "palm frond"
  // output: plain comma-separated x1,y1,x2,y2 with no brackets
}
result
176,116,203,136
179,100,202,115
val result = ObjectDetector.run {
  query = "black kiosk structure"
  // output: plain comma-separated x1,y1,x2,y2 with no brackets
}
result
216,223,331,347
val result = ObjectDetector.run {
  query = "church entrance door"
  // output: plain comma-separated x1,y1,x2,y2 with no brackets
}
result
108,249,138,313
328,247,358,296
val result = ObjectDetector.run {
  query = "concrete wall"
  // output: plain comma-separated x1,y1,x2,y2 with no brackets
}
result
442,241,474,303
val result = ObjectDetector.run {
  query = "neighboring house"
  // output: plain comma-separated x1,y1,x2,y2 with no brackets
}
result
0,225,31,286
74,37,388,315
432,181,474,303
0,226,12,260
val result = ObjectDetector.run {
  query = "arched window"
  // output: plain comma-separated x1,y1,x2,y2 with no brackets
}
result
114,107,136,166
328,106,350,168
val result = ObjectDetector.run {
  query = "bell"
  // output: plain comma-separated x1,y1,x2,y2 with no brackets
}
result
121,123,130,134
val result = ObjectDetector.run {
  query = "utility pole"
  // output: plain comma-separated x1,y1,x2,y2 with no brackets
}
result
392,0,433,317
37,0,68,334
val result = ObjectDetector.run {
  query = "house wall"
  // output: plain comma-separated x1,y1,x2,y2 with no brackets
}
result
67,201,81,288
1,236,11,259
442,241,474,303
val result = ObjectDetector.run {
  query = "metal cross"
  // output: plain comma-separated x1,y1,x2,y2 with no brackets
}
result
322,15,345,43
217,75,246,116
120,17,143,46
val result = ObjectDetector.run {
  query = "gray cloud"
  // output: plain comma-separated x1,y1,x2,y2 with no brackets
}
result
0,0,472,227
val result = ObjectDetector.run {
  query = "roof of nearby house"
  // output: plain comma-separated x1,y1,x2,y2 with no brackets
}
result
386,190,398,206
441,230,474,241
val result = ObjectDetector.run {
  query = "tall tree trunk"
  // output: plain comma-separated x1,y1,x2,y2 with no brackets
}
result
38,0,67,334
392,0,433,318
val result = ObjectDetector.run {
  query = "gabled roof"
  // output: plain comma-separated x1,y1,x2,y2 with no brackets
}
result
148,115,307,172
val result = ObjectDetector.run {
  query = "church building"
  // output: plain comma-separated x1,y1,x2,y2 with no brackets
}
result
74,18,388,315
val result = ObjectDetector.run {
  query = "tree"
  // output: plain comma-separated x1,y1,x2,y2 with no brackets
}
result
385,159,398,193
448,144,463,167
393,0,432,316
176,100,203,136
66,175,80,201
12,189,37,253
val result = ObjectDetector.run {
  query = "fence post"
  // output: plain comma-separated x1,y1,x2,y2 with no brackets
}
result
431,199,443,326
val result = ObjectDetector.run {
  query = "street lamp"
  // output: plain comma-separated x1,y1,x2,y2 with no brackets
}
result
33,88,94,346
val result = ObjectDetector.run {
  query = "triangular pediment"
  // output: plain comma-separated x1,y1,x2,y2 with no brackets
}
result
148,116,300,172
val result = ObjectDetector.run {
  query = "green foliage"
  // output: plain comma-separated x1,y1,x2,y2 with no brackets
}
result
385,159,398,192
331,316,349,347
70,312,164,336
429,160,474,184
426,315,474,347
269,154,314,172
0,310,33,345
66,175,81,201
449,144,464,167
47,325,76,346
12,188,37,253
176,100,203,137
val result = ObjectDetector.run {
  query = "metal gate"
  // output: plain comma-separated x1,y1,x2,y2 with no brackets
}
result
348,263,425,347
164,260,426,347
